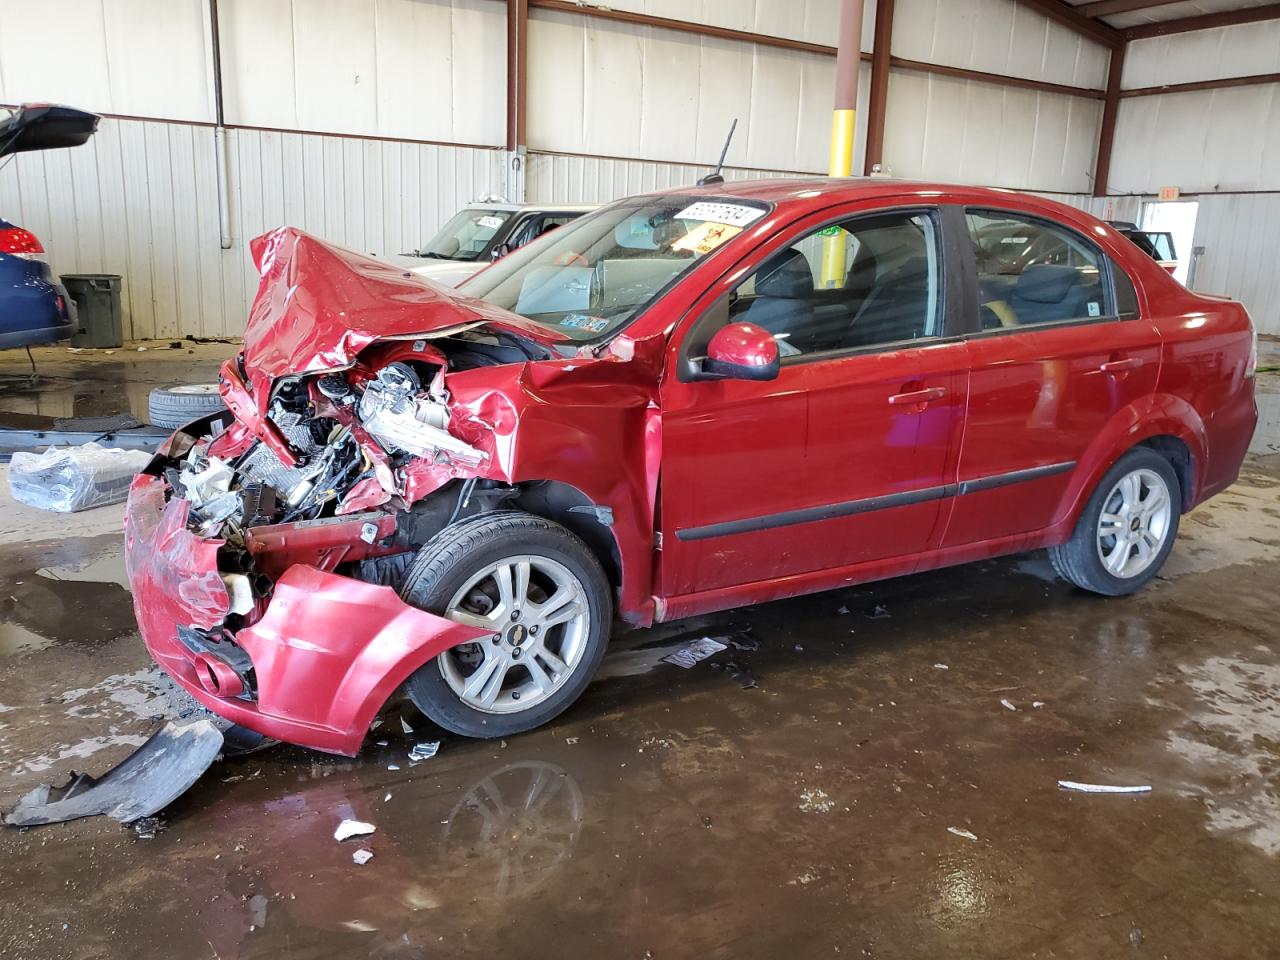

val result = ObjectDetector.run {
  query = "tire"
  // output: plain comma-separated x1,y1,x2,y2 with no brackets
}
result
1048,448,1181,596
399,511,612,738
148,383,226,429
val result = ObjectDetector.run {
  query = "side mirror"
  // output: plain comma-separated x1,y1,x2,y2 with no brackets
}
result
490,242,512,261
702,322,780,382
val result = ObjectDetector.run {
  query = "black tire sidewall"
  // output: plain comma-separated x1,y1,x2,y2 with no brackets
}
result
148,385,226,429
400,513,612,738
1073,449,1181,594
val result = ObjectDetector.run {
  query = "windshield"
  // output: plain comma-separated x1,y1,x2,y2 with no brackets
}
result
417,208,514,261
460,195,769,342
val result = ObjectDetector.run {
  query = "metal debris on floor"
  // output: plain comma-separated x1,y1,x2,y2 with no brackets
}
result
408,741,440,762
661,637,728,669
333,819,376,842
3,720,224,827
1057,780,1152,794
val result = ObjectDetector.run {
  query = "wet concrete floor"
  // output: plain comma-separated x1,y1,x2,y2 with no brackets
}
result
0,344,1278,958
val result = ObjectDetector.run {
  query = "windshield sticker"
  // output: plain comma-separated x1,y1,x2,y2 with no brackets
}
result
477,215,505,230
559,314,609,333
675,201,765,228
673,221,742,256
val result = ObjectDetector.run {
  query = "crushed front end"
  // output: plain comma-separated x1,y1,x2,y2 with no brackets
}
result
125,340,511,755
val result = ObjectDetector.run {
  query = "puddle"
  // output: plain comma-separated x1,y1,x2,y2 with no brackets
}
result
0,620,55,656
1163,654,1280,855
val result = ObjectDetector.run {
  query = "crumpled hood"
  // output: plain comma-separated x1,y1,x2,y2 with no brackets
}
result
241,227,568,381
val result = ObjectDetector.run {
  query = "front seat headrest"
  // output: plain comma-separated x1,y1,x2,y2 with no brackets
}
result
755,250,814,299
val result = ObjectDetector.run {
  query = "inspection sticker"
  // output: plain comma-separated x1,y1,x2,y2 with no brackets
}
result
559,313,609,333
676,201,765,228
673,221,742,256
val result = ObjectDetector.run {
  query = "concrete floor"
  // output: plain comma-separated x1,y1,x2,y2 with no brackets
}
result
0,342,1279,959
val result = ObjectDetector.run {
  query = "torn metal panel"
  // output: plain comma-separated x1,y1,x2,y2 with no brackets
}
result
3,721,223,827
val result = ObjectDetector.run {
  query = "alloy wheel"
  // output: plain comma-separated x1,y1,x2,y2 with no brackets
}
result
1095,467,1172,579
439,555,590,713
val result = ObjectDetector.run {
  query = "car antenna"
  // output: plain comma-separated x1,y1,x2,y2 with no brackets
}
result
697,118,738,187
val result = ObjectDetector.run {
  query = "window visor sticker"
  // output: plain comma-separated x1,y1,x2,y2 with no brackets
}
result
675,201,766,228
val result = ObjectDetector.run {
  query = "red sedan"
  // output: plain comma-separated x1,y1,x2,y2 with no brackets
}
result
125,179,1258,752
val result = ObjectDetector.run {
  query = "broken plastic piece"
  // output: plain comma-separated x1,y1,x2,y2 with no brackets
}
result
334,819,377,841
409,741,440,762
1057,780,1152,794
352,848,374,865
1000,698,1017,711
3,720,223,827
662,637,727,669
8,442,153,513
947,826,979,841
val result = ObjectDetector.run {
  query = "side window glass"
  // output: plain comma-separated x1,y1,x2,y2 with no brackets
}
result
967,210,1110,329
726,210,941,358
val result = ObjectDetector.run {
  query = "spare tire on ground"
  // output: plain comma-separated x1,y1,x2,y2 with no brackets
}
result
148,384,226,429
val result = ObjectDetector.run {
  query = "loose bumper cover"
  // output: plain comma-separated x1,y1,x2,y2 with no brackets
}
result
125,474,486,755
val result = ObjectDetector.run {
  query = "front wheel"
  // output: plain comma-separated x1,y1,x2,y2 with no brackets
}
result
1048,448,1181,596
399,512,612,738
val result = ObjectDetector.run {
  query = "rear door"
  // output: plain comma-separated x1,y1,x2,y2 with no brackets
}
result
941,208,1161,547
658,204,969,598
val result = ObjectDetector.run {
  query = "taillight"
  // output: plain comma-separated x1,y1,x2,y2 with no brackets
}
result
1245,321,1258,379
0,226,45,258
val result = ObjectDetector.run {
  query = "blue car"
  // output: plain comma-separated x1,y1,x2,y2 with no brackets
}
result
0,104,99,349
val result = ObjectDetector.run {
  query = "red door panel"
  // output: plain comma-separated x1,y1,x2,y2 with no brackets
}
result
942,320,1161,546
660,342,967,596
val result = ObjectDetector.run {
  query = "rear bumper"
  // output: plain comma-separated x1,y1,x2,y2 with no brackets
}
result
0,270,73,348
125,474,486,755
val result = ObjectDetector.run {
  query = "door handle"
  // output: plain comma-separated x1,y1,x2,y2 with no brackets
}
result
1099,357,1143,374
888,386,947,406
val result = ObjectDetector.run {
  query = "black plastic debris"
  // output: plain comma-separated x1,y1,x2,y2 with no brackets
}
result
4,720,224,827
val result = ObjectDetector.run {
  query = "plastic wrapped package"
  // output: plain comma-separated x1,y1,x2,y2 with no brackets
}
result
8,442,153,513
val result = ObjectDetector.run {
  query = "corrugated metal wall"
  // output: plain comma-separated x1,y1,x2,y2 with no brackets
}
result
1190,194,1280,336
0,118,505,339
9,0,1274,340
524,152,810,204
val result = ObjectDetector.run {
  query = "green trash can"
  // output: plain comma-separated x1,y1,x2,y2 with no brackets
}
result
62,274,123,348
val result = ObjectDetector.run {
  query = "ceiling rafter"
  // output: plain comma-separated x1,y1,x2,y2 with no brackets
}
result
1013,0,1126,47
1124,3,1280,39
1075,0,1182,19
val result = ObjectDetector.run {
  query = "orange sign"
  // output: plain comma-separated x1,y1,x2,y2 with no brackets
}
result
1158,186,1180,201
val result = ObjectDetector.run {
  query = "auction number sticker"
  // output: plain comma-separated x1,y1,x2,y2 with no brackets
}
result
675,201,765,228
477,215,506,230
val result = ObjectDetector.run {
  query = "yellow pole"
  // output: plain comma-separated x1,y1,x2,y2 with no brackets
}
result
821,0,865,289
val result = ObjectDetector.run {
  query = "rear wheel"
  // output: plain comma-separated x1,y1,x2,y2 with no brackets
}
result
399,512,611,738
1049,448,1180,596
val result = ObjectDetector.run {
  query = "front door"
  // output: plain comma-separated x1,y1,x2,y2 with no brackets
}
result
659,206,968,599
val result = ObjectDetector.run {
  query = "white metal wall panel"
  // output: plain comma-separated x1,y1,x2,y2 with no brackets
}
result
1109,86,1280,193
882,71,1102,192
0,0,213,121
1124,22,1280,89
589,0,876,50
524,151,812,204
0,117,505,339
528,9,865,173
893,0,1109,89
218,0,505,144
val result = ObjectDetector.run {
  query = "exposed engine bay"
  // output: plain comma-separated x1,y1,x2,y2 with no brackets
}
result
170,332,541,550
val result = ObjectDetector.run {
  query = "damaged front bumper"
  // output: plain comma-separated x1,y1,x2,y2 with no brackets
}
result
125,470,486,756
